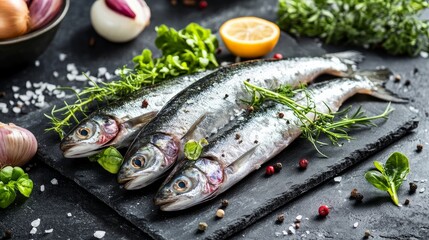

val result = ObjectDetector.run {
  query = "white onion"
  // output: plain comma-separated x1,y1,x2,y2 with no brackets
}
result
0,122,38,167
90,0,151,43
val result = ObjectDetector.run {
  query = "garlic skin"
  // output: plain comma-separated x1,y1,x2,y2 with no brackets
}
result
0,123,37,168
90,0,151,43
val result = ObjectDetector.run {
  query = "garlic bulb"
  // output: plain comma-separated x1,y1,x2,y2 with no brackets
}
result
0,122,37,167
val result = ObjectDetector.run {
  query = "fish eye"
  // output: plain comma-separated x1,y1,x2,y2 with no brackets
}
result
173,178,190,192
76,127,92,139
131,157,145,168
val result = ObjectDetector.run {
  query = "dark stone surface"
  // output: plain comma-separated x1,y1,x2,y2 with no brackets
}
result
0,0,428,240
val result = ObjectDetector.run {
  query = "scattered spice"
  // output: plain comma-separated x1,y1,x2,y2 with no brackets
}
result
235,133,241,140
350,188,359,199
198,222,208,231
404,79,411,86
364,230,371,239
221,199,229,208
318,205,329,217
404,199,410,205
2,229,12,239
216,209,225,218
286,120,290,124
265,166,275,176
416,144,423,152
170,0,177,6
276,213,285,224
221,153,225,157
273,53,283,59
393,74,401,82
413,67,419,75
355,193,364,202
299,158,308,169
141,99,149,108
278,112,284,118
248,105,254,112
409,182,418,194
254,140,258,144
198,0,208,9
0,91,5,98
238,140,243,144
223,93,229,99
183,0,197,6
295,215,302,223
273,163,283,172
88,36,96,47
216,47,222,55
295,222,300,229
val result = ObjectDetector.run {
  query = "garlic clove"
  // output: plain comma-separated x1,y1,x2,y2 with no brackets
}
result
29,0,63,31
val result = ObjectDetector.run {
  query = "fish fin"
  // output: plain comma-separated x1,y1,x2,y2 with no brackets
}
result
357,69,409,103
324,51,364,64
180,113,208,140
123,111,158,129
226,144,259,168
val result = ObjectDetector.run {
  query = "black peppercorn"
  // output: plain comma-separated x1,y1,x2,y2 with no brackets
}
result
410,182,418,194
276,214,285,224
273,163,283,172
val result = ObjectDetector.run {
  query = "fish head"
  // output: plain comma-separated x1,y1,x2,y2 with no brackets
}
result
154,157,224,211
60,115,119,158
118,133,181,190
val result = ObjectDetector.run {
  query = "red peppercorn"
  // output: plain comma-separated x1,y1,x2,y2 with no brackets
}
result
273,53,283,60
299,158,308,169
265,166,275,176
318,205,329,217
199,0,208,9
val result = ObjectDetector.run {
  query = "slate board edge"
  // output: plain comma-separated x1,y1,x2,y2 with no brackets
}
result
35,118,419,240
206,118,419,240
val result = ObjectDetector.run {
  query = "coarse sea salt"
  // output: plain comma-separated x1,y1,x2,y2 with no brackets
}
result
59,53,67,61
51,178,58,185
30,227,37,235
334,176,342,182
94,231,106,239
40,185,45,192
53,71,59,78
35,60,40,67
353,222,359,228
12,86,19,92
420,51,428,58
31,218,41,227
45,229,53,233
67,212,72,217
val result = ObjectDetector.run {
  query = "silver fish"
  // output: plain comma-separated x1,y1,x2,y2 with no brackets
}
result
118,52,364,190
60,71,212,158
154,70,406,211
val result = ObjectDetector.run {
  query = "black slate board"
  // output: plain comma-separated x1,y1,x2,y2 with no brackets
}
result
16,100,417,240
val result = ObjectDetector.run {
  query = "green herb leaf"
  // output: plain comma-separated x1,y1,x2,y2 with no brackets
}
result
0,166,13,184
365,152,410,206
184,139,208,160
89,147,124,174
11,167,26,181
0,182,16,209
15,175,33,198
364,170,390,191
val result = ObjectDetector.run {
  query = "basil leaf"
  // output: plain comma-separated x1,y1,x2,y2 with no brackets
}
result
11,167,26,181
0,166,13,184
15,176,33,198
364,170,390,191
0,183,16,209
91,147,124,174
384,152,410,189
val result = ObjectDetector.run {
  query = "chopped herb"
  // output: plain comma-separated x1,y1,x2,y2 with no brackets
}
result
277,0,429,56
184,138,208,160
365,152,410,206
88,146,124,174
0,166,33,209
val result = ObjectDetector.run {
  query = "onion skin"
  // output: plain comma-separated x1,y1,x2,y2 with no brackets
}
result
91,0,151,43
0,0,30,39
29,0,63,31
0,123,38,168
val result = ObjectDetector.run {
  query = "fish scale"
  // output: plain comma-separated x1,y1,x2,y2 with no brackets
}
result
119,52,363,190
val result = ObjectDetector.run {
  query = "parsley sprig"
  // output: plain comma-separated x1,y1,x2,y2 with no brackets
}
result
46,23,218,138
244,81,392,157
277,0,429,56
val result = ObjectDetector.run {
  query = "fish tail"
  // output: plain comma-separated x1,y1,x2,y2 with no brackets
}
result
356,69,408,103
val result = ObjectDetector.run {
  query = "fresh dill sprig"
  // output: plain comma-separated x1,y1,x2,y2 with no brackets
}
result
244,81,392,157
46,23,219,139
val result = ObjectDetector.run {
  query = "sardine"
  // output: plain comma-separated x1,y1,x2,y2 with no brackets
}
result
118,52,364,190
60,71,212,158
154,69,406,211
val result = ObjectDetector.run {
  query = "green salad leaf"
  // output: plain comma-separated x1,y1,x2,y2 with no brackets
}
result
184,139,209,160
89,146,124,174
365,152,410,206
0,166,33,208
277,0,429,56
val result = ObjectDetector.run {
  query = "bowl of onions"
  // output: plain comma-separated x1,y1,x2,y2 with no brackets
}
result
0,0,70,70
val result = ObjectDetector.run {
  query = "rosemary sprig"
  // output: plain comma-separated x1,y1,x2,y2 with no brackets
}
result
244,81,392,157
46,23,218,138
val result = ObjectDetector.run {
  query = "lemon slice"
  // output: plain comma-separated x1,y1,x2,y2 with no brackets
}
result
219,17,280,58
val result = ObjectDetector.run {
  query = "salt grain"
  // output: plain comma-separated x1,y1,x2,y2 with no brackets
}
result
26,81,32,89
31,218,41,227
75,75,88,81
306,230,310,234
40,185,45,192
334,176,342,183
30,227,37,235
420,51,428,58
98,67,107,77
35,60,40,67
12,107,21,114
45,229,53,233
67,212,72,217
282,230,288,235
59,53,67,61
67,63,76,71
12,86,19,92
353,222,359,228
51,178,58,185
288,226,296,235
53,71,59,78
419,188,425,193
1,108,8,113
296,215,303,221
274,232,281,237
94,231,106,239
